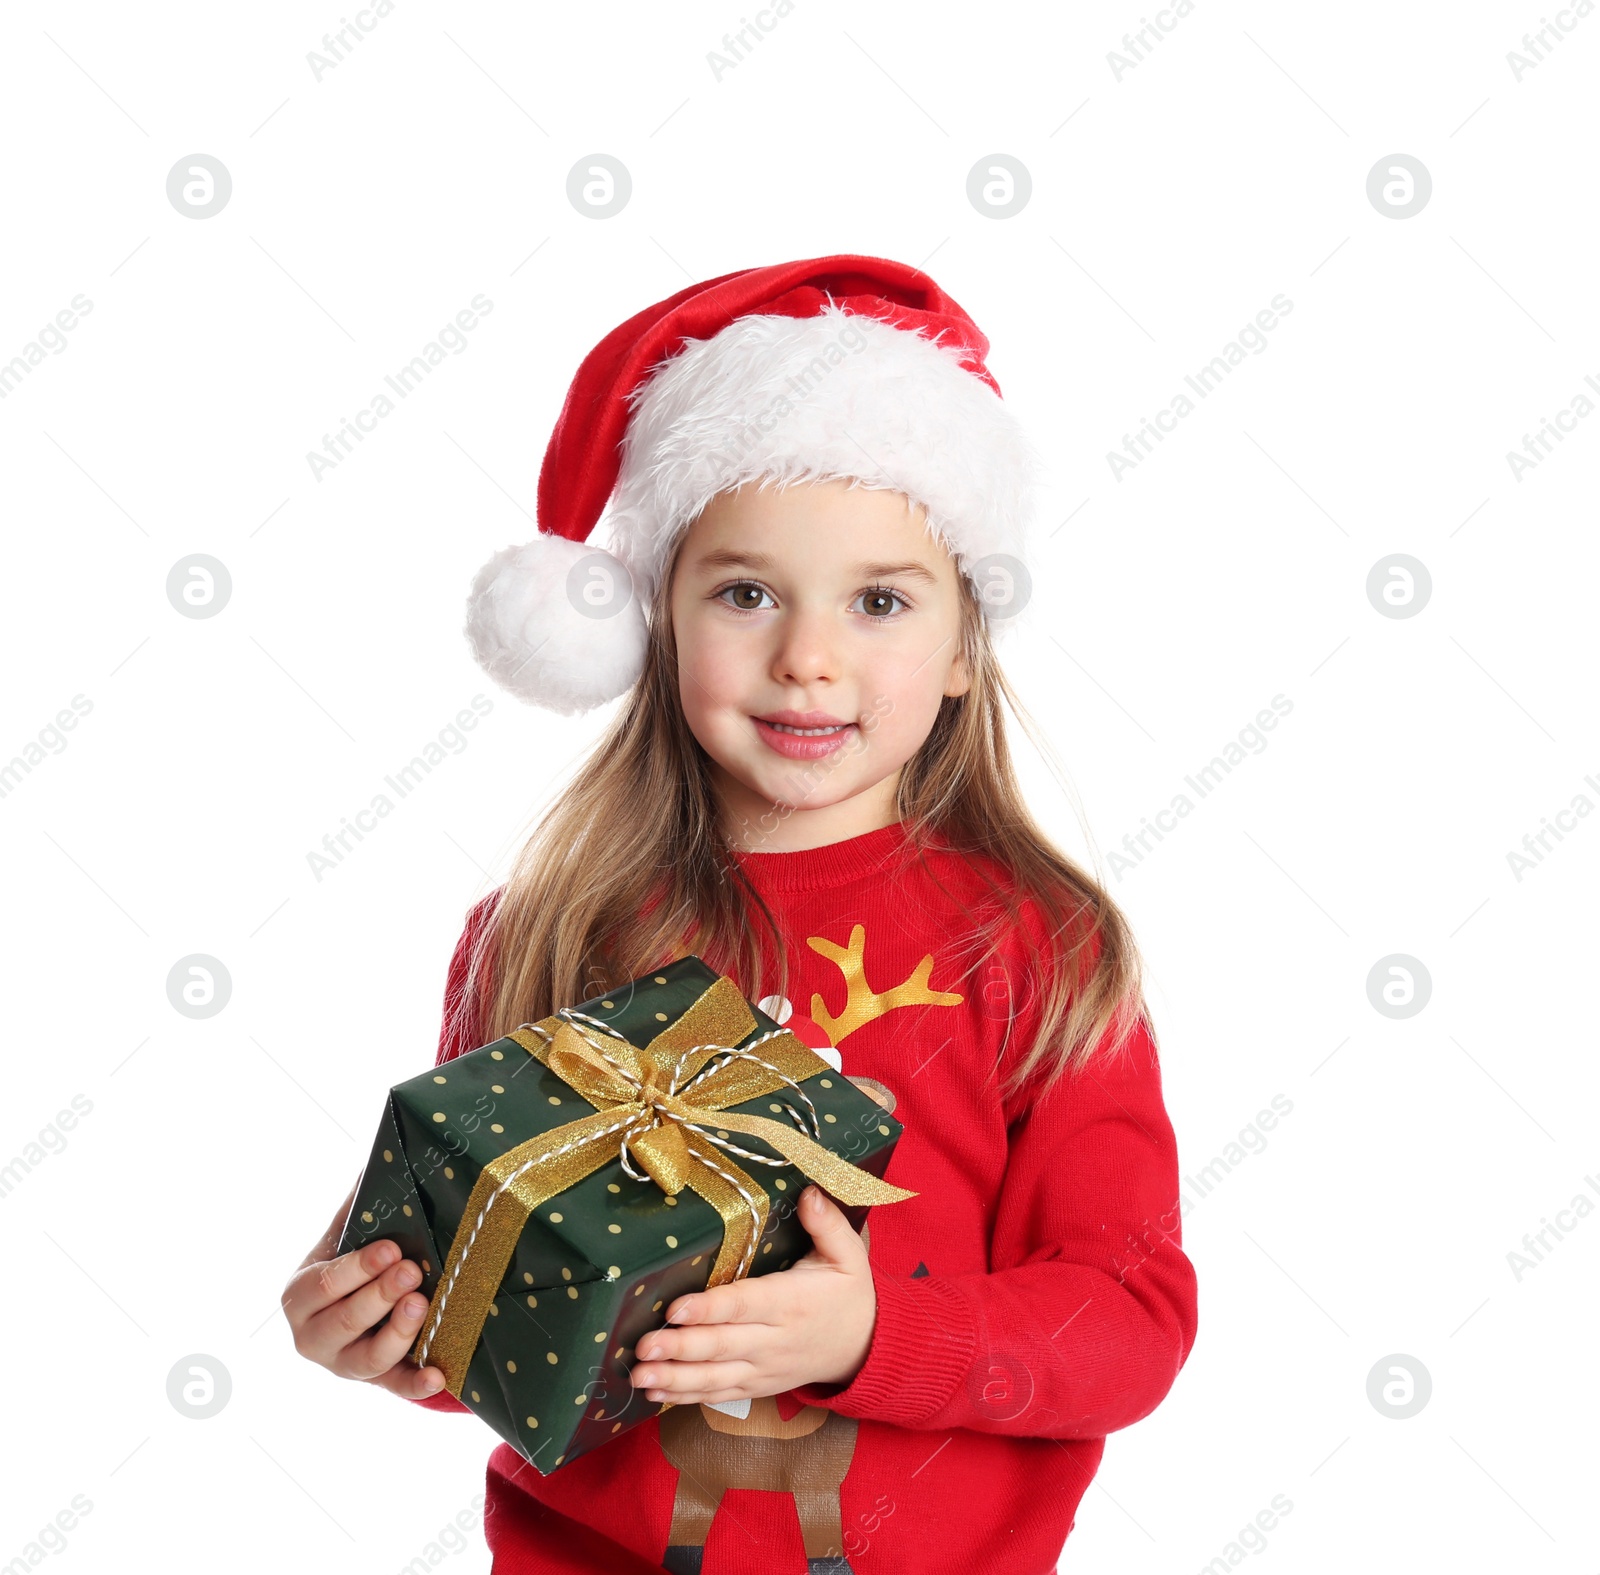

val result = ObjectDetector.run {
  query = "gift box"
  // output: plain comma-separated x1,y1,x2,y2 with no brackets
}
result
337,954,915,1473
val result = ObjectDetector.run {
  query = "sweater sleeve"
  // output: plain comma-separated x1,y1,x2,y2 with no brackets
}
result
406,889,503,1417
789,924,1198,1438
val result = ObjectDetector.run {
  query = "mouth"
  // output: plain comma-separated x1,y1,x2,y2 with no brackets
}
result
750,711,859,759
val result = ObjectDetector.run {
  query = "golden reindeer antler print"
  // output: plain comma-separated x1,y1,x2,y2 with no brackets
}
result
807,924,964,1046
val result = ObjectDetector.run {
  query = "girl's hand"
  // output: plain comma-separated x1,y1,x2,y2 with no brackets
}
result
630,1185,876,1405
282,1182,447,1400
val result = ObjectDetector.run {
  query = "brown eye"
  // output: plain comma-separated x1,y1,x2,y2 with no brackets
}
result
855,587,908,619
718,582,773,613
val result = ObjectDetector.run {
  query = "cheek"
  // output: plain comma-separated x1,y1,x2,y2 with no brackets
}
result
675,617,752,727
868,639,954,711
854,647,951,750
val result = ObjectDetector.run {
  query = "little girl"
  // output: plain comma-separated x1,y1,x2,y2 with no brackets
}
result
285,255,1198,1574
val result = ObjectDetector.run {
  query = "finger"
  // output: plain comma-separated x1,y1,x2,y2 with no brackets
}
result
334,1285,434,1381
371,1359,449,1401
646,1383,752,1407
303,1256,423,1363
664,1276,777,1328
634,1320,759,1368
796,1186,864,1264
631,1360,755,1401
284,1237,403,1327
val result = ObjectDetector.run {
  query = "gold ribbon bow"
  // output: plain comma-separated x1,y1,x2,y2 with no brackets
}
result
411,973,917,1397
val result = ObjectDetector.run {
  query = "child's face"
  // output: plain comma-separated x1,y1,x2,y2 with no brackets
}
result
667,477,971,841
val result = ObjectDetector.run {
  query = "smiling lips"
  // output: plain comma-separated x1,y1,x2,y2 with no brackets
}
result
751,709,859,759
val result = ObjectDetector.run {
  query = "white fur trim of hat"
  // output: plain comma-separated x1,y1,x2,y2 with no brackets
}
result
465,302,1041,714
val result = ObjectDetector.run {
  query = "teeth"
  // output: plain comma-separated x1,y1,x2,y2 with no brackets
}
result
766,721,848,736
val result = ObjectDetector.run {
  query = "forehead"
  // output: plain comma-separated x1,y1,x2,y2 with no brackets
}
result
678,479,956,581
690,544,941,586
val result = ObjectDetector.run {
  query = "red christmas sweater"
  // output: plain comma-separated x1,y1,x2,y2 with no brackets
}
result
405,821,1198,1574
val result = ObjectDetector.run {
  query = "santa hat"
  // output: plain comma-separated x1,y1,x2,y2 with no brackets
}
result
465,253,1041,714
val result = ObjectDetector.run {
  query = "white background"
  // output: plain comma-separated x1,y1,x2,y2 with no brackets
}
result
2,1,1596,1571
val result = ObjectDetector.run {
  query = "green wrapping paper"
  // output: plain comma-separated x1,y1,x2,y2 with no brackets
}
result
337,954,910,1474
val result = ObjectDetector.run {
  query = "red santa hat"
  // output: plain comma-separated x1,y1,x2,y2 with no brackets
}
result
465,253,1040,714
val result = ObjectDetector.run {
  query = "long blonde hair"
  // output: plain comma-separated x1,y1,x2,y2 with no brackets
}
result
454,520,1155,1103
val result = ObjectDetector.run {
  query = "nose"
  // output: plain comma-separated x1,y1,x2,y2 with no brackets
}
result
769,600,842,688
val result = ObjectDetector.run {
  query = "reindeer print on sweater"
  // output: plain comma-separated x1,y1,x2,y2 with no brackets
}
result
658,925,961,1575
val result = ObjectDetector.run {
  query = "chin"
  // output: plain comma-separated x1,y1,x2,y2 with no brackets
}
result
722,754,849,809
751,770,856,810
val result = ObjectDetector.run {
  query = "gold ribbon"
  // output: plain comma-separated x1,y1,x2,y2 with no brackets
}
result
410,973,917,1397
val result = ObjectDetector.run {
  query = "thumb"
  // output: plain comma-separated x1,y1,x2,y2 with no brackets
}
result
797,1185,864,1266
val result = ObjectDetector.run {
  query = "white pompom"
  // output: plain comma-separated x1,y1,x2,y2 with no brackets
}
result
463,534,649,714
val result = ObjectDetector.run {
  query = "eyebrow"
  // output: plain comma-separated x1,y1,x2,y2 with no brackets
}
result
691,548,938,585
